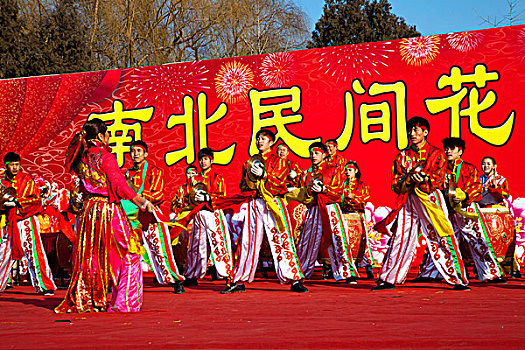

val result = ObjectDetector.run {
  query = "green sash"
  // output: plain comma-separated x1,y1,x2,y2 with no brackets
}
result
121,161,148,230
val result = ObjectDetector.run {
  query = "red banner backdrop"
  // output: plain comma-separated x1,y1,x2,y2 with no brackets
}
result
1,25,524,209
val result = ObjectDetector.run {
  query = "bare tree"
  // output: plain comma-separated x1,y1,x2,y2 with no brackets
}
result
476,0,524,27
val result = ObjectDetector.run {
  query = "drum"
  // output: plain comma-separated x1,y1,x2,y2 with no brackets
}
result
56,232,72,270
342,212,366,259
480,207,515,265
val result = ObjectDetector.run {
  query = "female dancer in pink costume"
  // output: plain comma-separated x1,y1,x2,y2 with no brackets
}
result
55,118,154,313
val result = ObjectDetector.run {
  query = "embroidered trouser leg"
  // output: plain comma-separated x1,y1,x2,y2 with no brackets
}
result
232,198,304,284
379,192,468,286
0,228,13,292
17,216,56,293
143,216,184,284
186,210,234,280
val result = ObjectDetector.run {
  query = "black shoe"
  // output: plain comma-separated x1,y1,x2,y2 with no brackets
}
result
371,281,395,291
172,281,186,294
220,283,246,294
511,271,522,278
290,281,308,293
42,289,54,296
345,277,358,285
208,266,219,281
488,277,507,284
453,285,471,291
5,283,13,290
365,265,374,280
183,278,198,287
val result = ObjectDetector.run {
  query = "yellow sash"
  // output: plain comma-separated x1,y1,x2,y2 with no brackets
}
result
414,188,454,237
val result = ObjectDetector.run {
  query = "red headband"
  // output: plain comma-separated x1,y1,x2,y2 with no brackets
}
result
132,144,147,152
311,147,326,154
326,141,337,147
277,144,289,150
346,165,358,170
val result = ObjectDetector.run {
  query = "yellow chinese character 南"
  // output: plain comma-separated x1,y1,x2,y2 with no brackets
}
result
425,64,515,146
165,92,235,166
249,86,319,157
88,100,153,167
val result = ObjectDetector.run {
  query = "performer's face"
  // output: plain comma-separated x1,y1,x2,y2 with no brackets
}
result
199,155,212,171
326,143,337,156
186,168,197,180
130,146,147,164
408,125,428,147
277,146,289,160
481,158,496,175
256,135,273,153
6,161,20,178
444,146,463,161
310,150,326,165
97,130,111,145
345,166,358,180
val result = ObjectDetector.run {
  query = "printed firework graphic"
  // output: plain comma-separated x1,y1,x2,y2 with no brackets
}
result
317,42,394,82
214,61,255,103
120,62,209,116
399,35,441,66
260,52,297,88
446,31,484,52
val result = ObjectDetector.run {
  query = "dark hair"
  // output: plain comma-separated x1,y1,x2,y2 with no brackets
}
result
131,140,148,152
407,117,430,133
442,137,465,151
309,141,328,154
83,118,108,141
186,165,198,173
255,128,276,142
482,156,496,165
325,139,338,146
345,160,361,181
4,152,21,163
198,147,214,160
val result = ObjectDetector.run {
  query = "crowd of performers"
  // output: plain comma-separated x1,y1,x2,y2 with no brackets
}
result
0,116,520,313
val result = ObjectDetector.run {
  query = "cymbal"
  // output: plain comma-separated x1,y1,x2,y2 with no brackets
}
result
246,154,266,189
307,173,323,193
0,187,17,210
188,182,208,208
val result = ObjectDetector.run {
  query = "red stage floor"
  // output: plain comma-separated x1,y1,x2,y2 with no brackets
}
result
1,276,525,349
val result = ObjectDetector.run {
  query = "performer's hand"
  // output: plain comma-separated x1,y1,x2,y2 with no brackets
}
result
251,162,265,177
146,201,155,213
289,170,297,179
3,200,16,208
312,179,324,193
194,190,210,202
411,172,425,183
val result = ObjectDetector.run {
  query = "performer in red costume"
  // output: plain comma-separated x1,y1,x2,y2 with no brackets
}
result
479,156,510,207
0,152,56,295
276,143,302,189
417,138,506,283
171,165,198,217
373,117,469,291
124,140,185,294
55,118,154,313
325,139,347,171
295,142,359,284
220,129,307,294
341,160,375,279
184,148,233,287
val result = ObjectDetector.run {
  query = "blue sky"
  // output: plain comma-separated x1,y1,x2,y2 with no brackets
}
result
295,0,524,36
